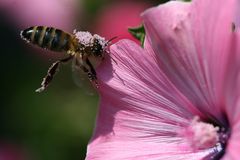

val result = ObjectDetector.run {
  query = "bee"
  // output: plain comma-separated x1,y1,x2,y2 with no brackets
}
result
20,26,113,92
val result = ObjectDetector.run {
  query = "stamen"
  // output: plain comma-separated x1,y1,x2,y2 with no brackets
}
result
184,116,219,150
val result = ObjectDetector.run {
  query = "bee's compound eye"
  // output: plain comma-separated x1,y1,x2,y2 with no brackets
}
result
20,27,34,41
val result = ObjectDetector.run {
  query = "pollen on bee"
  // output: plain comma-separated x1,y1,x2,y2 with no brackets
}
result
93,34,107,47
73,30,93,46
73,30,108,48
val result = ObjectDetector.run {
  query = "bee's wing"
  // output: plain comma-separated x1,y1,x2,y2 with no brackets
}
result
72,56,97,95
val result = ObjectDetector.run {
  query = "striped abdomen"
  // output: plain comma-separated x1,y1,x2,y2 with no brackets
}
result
20,26,75,52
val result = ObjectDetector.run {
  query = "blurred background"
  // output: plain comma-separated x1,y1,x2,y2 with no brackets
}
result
0,0,168,159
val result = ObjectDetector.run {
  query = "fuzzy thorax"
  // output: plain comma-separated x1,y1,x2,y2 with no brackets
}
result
73,30,108,48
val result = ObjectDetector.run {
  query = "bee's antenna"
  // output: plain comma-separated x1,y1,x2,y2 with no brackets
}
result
106,36,118,46
103,36,118,65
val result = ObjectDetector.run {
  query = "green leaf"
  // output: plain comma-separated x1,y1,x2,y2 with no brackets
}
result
128,24,145,47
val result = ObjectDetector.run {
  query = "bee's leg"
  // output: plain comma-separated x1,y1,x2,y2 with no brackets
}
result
77,60,98,87
86,58,96,78
77,53,98,86
85,58,99,87
35,56,73,93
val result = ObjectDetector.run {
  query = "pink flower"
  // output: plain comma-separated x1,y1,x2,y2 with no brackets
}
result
86,0,240,159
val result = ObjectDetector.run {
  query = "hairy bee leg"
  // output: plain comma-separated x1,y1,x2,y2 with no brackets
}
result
86,58,96,77
86,58,99,87
75,55,98,87
35,56,73,93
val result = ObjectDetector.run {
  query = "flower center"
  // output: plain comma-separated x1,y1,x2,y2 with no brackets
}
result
185,116,220,150
183,116,230,159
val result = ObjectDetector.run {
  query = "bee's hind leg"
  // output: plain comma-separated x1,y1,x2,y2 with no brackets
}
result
35,56,73,93
85,58,99,87
76,57,98,87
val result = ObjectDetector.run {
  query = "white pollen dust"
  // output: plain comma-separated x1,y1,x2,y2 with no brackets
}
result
74,30,93,46
93,34,107,46
183,116,219,150
73,30,107,48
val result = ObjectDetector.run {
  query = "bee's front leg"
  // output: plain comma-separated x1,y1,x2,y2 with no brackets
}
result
78,54,98,87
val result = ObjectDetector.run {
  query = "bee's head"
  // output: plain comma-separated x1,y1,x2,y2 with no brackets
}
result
91,36,117,58
91,38,105,58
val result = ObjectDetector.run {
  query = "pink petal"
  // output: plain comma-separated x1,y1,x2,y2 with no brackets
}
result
223,77,240,159
86,40,214,159
222,123,240,160
142,0,240,124
87,0,240,159
224,66,240,126
87,139,209,160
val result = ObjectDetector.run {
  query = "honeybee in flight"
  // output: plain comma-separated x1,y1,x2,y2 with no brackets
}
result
20,26,113,92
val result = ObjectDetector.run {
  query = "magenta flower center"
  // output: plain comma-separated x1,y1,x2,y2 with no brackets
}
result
185,116,219,150
183,116,230,159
